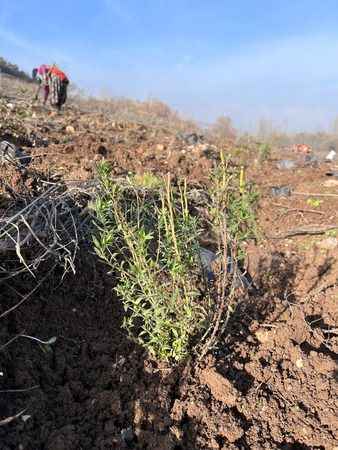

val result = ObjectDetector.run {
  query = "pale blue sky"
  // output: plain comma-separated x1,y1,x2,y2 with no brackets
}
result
1,0,338,131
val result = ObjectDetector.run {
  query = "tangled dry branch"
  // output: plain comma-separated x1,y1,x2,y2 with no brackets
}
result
0,178,91,285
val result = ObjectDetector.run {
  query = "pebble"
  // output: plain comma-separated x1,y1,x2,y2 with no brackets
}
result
121,427,135,444
295,358,304,369
65,125,75,134
255,330,271,344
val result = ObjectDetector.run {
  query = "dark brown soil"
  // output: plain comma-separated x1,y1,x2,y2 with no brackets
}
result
1,91,337,450
1,254,336,450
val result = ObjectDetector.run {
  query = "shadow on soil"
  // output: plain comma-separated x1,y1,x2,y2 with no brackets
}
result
0,250,315,450
124,251,302,450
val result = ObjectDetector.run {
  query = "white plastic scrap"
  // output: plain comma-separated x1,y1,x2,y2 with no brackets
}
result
326,150,337,161
22,415,32,423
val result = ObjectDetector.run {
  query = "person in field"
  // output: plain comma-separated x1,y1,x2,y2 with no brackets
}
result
32,64,69,111
32,64,50,106
48,64,69,111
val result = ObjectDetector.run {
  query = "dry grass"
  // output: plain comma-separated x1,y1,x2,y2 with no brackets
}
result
71,94,198,132
0,166,93,286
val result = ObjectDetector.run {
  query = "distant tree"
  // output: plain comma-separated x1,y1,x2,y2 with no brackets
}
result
0,56,32,82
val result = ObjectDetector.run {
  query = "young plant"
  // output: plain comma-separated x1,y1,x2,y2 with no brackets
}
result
196,152,259,358
258,142,271,163
307,198,322,208
93,156,258,362
130,172,163,189
93,163,208,361
209,152,259,259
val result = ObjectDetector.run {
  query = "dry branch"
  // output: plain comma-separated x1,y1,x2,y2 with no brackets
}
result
0,409,26,427
293,192,338,198
0,179,92,285
268,225,338,240
271,203,325,216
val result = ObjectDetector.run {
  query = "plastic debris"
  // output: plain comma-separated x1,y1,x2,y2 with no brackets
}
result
22,415,32,423
199,247,256,292
0,140,31,169
325,150,337,161
199,247,218,280
177,132,204,145
304,154,319,167
277,160,296,170
271,186,291,197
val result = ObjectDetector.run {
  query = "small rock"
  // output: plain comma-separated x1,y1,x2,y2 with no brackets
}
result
315,237,338,250
65,125,75,134
121,427,135,444
295,358,304,369
255,329,272,344
199,368,239,406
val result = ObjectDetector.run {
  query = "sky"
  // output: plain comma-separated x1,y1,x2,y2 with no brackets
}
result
1,0,338,131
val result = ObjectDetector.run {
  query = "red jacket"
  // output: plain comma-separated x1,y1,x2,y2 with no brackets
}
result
49,66,68,82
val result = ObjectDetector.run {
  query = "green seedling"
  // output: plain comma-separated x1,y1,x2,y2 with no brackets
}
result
130,172,163,189
307,198,322,208
93,157,257,362
258,143,271,162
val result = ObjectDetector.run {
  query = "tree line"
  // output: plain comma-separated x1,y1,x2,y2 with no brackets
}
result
0,57,31,82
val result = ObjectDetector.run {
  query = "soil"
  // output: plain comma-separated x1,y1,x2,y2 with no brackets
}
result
0,85,337,450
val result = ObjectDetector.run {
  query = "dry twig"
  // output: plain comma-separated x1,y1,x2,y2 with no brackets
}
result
271,203,325,216
268,225,338,240
0,409,26,427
